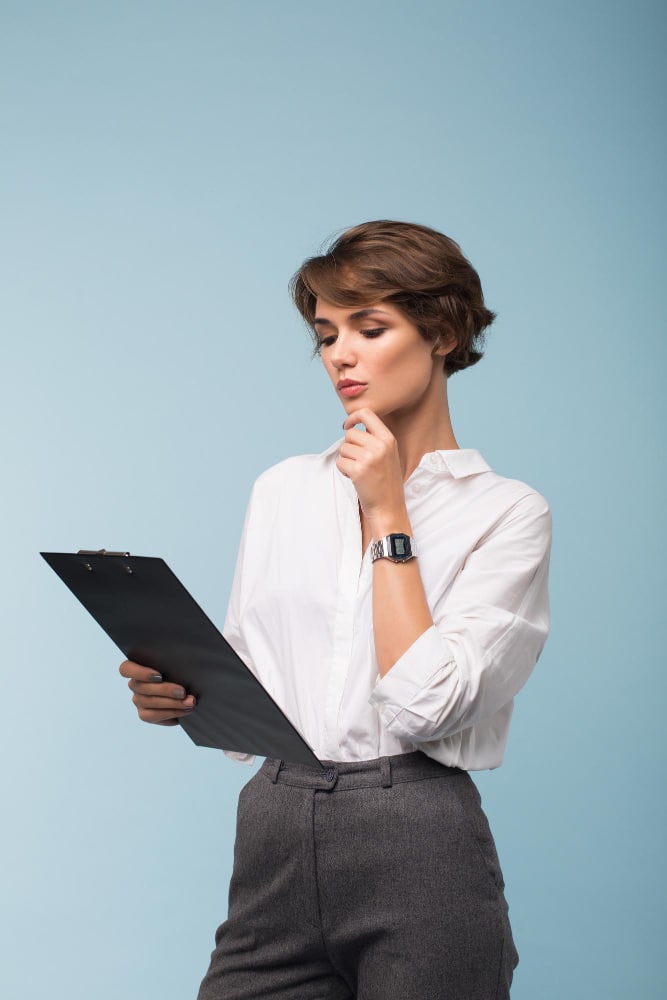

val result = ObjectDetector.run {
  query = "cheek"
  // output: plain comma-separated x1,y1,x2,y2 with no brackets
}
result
374,342,410,373
377,346,425,382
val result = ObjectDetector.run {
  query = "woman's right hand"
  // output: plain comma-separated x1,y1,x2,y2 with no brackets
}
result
119,660,196,726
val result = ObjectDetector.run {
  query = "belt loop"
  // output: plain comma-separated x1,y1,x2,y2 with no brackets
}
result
380,756,392,788
267,758,283,783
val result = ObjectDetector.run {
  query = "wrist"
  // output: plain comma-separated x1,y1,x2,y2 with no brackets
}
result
369,508,412,541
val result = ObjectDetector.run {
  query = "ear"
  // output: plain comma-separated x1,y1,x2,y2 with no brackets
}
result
431,332,458,358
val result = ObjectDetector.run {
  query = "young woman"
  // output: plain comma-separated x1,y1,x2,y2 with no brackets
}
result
120,219,552,999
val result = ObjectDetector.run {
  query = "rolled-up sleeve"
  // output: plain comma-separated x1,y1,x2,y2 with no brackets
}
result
221,482,259,766
368,490,552,742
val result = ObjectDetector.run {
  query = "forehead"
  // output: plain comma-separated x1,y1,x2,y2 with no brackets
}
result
313,298,400,323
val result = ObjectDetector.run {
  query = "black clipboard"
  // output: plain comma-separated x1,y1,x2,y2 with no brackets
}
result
41,550,323,769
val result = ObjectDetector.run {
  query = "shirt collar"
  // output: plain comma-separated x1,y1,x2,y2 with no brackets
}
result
319,435,492,484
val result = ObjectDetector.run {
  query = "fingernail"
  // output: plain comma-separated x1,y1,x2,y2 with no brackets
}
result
174,687,186,698
148,673,162,682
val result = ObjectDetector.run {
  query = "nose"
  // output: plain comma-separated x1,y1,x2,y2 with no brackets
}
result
328,331,359,369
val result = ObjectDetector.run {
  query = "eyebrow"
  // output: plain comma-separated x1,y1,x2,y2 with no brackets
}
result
313,308,392,329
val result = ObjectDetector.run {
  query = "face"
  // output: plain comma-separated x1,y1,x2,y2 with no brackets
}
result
313,297,452,423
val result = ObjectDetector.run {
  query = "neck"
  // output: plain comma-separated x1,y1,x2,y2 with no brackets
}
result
390,384,459,483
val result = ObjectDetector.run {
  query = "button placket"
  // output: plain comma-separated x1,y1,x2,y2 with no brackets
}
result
322,475,359,759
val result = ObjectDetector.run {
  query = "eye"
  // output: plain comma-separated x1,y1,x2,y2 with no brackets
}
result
317,328,386,349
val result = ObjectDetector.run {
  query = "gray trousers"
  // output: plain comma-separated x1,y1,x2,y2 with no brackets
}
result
196,751,519,1000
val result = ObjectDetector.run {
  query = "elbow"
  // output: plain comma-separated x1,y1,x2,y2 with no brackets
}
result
375,662,469,743
369,615,550,745
374,643,545,745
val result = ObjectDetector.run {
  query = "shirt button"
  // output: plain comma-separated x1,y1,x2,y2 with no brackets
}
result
326,767,336,782
412,483,422,494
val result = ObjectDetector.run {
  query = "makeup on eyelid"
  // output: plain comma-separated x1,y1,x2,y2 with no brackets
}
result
318,328,386,348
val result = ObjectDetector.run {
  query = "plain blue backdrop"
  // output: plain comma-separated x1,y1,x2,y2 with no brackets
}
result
1,1,665,997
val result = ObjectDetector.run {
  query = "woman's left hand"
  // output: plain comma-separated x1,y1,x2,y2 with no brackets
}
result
338,408,406,521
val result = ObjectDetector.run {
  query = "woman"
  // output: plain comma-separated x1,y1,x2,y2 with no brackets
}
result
120,220,552,999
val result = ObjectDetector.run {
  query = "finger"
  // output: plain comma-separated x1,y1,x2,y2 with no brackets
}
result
119,659,164,682
341,426,368,439
128,679,190,700
344,408,386,437
132,693,196,710
337,442,366,466
137,706,194,724
342,412,368,431
345,433,386,460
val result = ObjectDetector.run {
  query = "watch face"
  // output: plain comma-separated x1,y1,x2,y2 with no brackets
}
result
389,534,410,558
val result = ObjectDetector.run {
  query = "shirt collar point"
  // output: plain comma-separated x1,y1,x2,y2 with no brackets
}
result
321,437,492,480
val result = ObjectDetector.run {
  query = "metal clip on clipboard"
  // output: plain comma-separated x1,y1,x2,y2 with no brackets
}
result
77,549,133,573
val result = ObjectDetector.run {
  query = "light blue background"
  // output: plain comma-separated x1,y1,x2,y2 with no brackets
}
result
2,1,665,997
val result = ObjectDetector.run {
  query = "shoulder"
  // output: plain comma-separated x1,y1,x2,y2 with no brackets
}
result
451,445,544,508
250,440,338,500
474,473,552,557
456,457,551,548
484,471,551,519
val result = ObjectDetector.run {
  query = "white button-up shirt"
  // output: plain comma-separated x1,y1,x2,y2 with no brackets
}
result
221,436,552,771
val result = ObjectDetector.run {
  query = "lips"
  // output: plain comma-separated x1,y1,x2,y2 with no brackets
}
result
337,380,366,389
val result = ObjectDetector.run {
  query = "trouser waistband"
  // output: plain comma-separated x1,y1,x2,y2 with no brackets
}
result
259,750,464,790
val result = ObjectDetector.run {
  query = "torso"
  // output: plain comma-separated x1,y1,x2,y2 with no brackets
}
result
359,502,373,560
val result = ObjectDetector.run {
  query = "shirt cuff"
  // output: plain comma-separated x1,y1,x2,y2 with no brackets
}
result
367,624,459,738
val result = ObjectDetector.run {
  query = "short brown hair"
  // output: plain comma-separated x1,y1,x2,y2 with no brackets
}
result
288,219,496,378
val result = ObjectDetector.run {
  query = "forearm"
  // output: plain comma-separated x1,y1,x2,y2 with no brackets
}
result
369,506,435,679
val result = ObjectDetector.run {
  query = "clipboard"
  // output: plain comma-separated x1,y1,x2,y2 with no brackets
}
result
40,550,323,769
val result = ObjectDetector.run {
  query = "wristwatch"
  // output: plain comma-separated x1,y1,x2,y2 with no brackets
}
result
370,533,418,563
